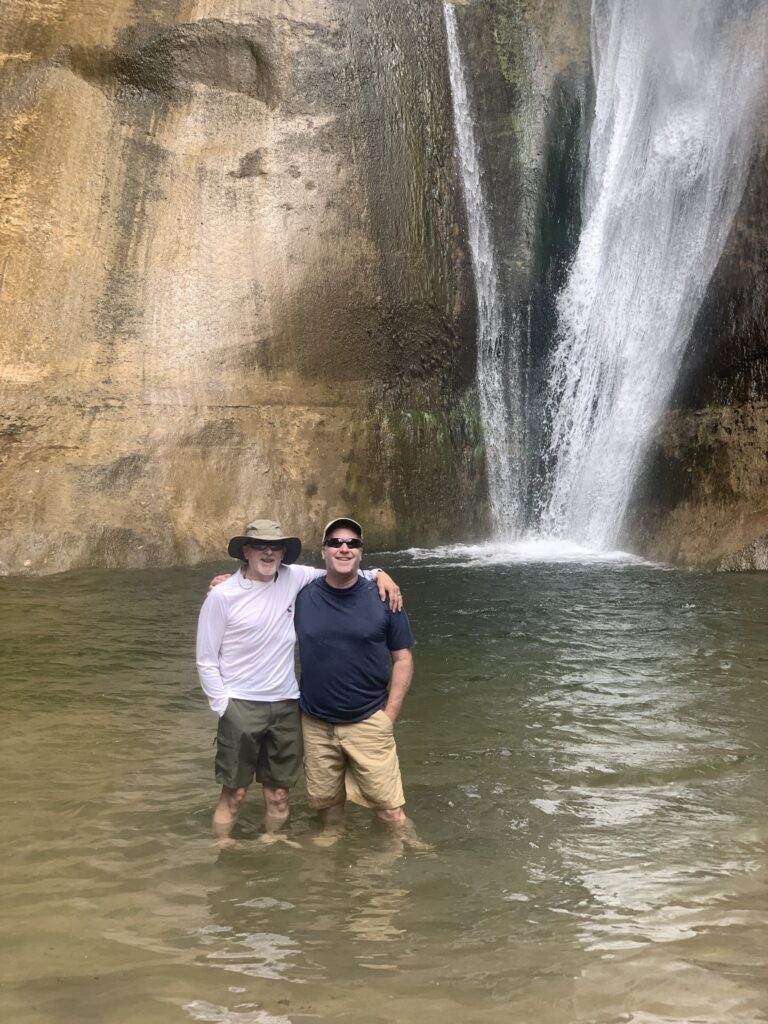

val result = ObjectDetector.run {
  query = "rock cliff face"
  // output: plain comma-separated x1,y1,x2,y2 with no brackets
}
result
0,0,594,574
11,1,763,574
0,0,485,573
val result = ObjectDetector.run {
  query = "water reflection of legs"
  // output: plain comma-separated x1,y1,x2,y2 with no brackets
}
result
345,833,409,947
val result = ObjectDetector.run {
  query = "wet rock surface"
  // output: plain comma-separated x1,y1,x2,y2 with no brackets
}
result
628,401,768,567
718,534,768,572
0,0,488,573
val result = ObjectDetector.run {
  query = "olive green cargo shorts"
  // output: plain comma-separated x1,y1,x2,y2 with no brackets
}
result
215,698,302,790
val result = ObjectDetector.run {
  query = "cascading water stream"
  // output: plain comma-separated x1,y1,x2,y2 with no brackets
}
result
543,0,765,548
443,2,523,537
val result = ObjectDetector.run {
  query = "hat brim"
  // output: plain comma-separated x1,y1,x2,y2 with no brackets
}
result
227,536,302,564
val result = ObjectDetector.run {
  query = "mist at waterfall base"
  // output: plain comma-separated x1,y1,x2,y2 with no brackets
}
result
2,558,766,1024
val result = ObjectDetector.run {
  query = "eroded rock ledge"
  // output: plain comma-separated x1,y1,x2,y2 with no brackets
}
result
630,402,768,568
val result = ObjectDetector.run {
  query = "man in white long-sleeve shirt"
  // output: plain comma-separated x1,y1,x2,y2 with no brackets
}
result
196,518,399,840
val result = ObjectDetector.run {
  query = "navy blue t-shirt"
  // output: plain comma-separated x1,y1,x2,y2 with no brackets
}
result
296,576,414,724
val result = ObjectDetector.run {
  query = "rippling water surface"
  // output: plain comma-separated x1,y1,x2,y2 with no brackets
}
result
2,550,766,1024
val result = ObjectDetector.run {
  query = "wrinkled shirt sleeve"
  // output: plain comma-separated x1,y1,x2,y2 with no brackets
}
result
196,590,229,716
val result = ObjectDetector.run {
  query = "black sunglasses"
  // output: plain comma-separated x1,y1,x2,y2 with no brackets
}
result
325,537,362,549
244,541,285,551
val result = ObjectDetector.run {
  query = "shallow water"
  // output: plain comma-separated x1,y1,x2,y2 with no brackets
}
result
1,551,767,1024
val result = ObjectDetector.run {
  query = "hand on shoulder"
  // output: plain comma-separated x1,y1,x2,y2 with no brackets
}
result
208,573,233,592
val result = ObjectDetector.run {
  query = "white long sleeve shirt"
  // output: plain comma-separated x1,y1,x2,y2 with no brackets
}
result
195,564,378,715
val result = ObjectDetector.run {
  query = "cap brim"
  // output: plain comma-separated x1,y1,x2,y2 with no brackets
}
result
323,517,363,542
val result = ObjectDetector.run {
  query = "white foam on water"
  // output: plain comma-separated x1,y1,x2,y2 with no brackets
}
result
397,537,646,567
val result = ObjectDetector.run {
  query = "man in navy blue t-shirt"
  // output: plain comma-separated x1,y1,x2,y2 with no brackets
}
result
296,517,415,834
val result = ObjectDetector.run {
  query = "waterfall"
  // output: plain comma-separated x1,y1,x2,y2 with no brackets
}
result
443,2,523,537
543,0,765,548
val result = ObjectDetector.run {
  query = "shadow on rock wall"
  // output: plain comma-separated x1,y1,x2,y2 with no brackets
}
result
0,0,486,573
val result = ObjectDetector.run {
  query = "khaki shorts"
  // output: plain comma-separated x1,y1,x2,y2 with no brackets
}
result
301,710,405,811
215,698,302,790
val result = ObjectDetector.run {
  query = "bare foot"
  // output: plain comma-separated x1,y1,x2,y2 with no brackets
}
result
312,826,343,849
214,835,239,851
404,836,437,856
257,832,303,849
398,820,436,855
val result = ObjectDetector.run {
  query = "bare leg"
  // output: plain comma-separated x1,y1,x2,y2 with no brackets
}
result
320,801,345,825
213,785,247,842
375,806,407,827
313,800,346,847
263,785,290,833
374,806,434,853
